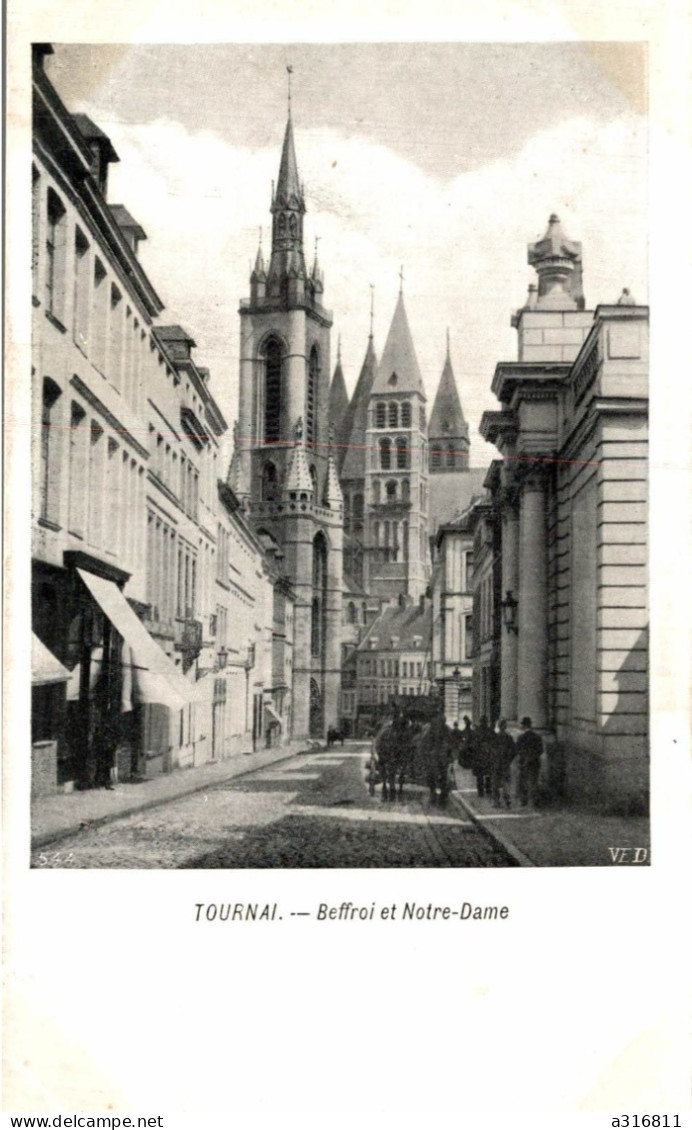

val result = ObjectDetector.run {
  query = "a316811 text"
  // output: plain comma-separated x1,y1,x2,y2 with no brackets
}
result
611,1117,683,1126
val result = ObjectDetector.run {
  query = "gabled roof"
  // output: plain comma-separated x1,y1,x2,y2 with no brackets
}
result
358,602,432,653
370,292,425,397
340,335,378,479
429,346,468,440
72,113,119,164
109,204,147,242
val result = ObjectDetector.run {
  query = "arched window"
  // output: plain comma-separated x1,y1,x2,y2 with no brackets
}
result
446,444,455,468
401,402,412,427
347,601,357,625
402,478,410,503
388,402,398,428
431,446,441,470
311,533,328,658
309,464,318,496
261,461,278,502
379,438,391,469
264,338,282,443
374,521,380,546
396,437,408,469
353,493,364,519
386,480,397,501
372,481,381,504
403,521,409,561
307,345,319,445
375,402,386,428
40,377,62,523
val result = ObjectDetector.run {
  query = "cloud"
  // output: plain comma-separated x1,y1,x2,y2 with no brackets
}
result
92,103,647,464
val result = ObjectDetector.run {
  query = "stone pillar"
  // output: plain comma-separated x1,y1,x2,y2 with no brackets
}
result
283,309,306,438
517,468,549,728
500,503,519,721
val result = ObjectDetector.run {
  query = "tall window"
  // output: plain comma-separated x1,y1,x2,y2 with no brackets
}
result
88,421,104,547
431,446,441,470
109,284,123,390
375,402,386,428
91,258,108,374
40,378,62,524
388,402,398,428
401,402,411,427
45,190,66,319
264,338,282,442
396,437,409,469
372,481,381,504
32,166,40,297
311,533,328,657
379,437,391,469
73,227,90,352
386,480,397,501
307,345,319,445
68,402,87,536
262,461,278,502
402,479,410,503
446,444,455,468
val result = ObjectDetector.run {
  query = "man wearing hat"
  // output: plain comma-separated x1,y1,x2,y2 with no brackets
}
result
515,716,543,808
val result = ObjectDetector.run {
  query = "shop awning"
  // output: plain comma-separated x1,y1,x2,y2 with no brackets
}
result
264,703,283,728
32,633,71,686
77,569,195,711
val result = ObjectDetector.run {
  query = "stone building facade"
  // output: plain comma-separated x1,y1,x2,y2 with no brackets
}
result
430,505,476,726
31,47,292,791
480,214,649,805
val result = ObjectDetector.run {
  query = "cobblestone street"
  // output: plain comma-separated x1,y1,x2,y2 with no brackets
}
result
32,743,515,869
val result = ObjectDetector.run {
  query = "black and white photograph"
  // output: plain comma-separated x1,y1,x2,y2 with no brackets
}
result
28,42,651,869
4,7,691,1118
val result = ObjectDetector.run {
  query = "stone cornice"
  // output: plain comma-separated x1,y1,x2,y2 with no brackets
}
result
491,362,570,405
479,409,517,448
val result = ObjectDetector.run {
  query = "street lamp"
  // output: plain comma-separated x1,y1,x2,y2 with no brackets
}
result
501,589,519,635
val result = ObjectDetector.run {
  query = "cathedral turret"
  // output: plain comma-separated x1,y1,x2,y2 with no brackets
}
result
329,336,350,464
250,229,267,303
428,331,469,473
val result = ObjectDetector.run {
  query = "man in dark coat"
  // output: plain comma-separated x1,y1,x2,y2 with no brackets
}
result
490,719,516,808
473,716,493,798
516,716,543,807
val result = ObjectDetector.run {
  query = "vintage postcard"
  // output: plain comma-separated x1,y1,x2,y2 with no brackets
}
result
4,0,691,1119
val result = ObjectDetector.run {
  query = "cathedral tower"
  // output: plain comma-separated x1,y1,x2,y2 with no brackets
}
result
363,287,429,599
231,107,343,739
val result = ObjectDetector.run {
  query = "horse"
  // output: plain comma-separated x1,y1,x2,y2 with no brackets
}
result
370,714,413,802
414,717,454,807
326,727,345,748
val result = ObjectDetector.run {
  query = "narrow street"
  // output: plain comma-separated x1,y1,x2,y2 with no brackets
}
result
32,742,515,868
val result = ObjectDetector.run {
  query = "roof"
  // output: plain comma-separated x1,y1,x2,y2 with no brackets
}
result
429,345,468,440
284,442,314,494
370,292,425,397
71,113,119,163
109,204,147,241
340,335,378,479
428,468,489,537
155,324,197,346
359,602,432,653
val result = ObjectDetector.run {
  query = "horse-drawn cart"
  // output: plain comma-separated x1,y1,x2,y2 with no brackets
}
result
365,696,455,805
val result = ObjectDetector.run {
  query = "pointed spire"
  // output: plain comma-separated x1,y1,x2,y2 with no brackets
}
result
284,419,314,497
325,427,344,511
528,213,584,310
370,290,425,397
337,333,342,363
329,342,349,447
274,114,303,211
340,325,379,479
429,335,469,472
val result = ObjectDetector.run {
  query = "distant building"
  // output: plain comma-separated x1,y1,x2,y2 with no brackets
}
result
481,214,649,805
430,503,477,726
353,599,432,735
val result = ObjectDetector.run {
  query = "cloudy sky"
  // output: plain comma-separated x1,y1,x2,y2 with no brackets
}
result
46,43,647,466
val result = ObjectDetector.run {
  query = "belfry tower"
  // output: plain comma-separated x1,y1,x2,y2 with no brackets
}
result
230,103,343,740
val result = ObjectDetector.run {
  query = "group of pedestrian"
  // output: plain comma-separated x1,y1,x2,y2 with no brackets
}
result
450,714,543,809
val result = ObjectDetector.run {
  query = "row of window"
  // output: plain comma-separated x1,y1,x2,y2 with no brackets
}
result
33,169,180,418
377,437,410,470
149,424,200,520
358,681,431,705
39,378,145,573
358,657,427,679
146,510,198,620
373,402,426,430
431,445,464,470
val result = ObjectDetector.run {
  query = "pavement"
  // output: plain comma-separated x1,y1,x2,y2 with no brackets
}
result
30,739,317,849
32,742,651,867
448,765,651,867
